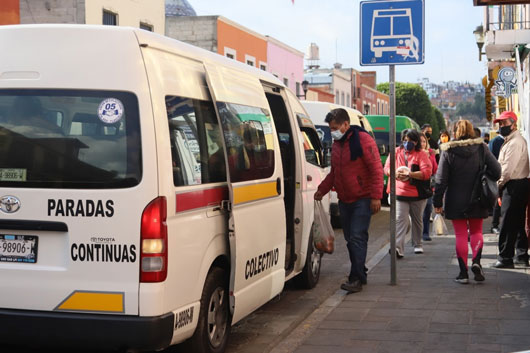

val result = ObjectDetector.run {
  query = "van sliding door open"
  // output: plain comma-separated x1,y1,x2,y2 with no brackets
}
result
203,63,286,324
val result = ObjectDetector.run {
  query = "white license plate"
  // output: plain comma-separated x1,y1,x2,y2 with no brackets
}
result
0,235,38,263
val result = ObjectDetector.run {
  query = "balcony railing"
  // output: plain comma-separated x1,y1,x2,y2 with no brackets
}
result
487,21,530,31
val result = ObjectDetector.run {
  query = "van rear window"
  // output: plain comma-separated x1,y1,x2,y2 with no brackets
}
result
0,90,142,189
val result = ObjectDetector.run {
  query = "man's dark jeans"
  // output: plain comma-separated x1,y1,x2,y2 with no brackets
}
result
339,198,372,283
422,197,433,237
499,179,530,263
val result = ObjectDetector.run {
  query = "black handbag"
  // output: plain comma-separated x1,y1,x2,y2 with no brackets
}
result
403,150,433,200
473,145,498,209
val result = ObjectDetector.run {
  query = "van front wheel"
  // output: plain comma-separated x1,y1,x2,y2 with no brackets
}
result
295,231,322,289
185,267,231,353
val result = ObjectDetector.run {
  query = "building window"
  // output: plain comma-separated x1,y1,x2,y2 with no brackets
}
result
347,94,350,107
245,54,256,67
335,90,339,104
102,10,117,26
341,92,345,106
283,78,289,87
296,82,301,97
259,61,267,71
139,22,153,31
224,47,236,60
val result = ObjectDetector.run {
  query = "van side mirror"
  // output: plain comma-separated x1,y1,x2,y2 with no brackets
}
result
378,144,387,155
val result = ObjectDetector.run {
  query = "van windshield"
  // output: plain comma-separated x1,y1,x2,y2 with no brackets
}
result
0,90,142,189
373,131,401,154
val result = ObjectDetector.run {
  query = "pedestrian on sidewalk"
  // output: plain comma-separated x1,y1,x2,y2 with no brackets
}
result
314,108,383,293
420,132,438,241
488,133,504,234
491,111,530,269
438,129,450,145
384,129,432,258
433,120,501,284
422,123,439,163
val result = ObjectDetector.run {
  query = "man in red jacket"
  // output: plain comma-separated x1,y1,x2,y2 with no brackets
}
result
314,108,383,293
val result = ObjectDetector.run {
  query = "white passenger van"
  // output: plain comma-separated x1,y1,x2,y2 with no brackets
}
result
0,25,330,352
301,101,377,228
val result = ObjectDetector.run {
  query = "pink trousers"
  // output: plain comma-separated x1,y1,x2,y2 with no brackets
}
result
452,218,483,268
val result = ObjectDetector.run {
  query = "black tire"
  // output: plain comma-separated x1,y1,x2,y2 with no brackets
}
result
330,215,342,229
184,267,231,353
295,231,322,289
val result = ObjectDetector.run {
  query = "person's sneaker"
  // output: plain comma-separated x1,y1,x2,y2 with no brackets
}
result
340,280,362,293
454,272,469,284
423,235,432,241
514,260,530,268
388,248,404,258
491,227,499,234
490,260,514,269
471,263,485,282
414,246,424,254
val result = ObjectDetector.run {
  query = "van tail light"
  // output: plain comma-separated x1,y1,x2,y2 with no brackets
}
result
140,197,168,283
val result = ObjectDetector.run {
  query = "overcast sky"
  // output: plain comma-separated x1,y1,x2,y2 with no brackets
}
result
191,0,486,85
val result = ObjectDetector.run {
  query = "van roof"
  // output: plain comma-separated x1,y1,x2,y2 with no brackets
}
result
0,24,286,90
301,101,364,125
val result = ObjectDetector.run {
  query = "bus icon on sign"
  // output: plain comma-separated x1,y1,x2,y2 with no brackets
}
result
370,8,419,61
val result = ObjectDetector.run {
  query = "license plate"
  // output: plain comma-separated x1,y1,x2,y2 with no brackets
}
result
0,235,38,263
0,168,27,182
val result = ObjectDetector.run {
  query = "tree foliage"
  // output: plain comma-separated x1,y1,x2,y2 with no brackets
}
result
455,93,486,121
377,82,442,139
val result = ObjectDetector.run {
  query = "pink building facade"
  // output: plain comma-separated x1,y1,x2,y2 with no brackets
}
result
266,36,304,96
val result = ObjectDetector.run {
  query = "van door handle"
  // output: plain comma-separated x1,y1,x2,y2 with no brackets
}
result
276,177,281,195
0,220,68,232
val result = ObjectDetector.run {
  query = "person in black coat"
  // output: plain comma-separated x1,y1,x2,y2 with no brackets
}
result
433,120,501,284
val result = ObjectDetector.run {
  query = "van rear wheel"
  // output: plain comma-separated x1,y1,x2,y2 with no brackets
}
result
295,231,322,289
185,267,231,353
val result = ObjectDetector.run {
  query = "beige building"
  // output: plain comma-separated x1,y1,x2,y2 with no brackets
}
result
5,0,165,34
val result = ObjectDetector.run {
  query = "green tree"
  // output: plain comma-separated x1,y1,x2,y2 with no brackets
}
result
377,82,436,135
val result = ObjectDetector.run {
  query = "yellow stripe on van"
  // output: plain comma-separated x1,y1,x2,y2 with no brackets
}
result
55,291,124,313
233,181,279,205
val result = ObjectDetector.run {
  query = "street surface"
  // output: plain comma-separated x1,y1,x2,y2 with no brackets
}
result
4,209,391,353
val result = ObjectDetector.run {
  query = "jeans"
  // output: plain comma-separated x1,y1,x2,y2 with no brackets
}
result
339,198,372,283
422,197,433,238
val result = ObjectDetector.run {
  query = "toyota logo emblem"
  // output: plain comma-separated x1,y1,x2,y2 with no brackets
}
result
0,196,21,214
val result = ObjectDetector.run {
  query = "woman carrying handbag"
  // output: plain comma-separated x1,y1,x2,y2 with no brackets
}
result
433,120,501,284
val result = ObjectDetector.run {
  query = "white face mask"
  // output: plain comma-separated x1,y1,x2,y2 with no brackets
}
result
331,129,345,140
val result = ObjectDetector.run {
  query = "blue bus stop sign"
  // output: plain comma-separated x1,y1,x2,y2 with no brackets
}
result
360,0,424,66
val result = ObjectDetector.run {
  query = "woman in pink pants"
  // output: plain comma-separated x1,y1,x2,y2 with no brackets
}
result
433,120,501,283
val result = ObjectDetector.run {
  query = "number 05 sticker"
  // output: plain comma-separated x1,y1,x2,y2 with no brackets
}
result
98,98,124,124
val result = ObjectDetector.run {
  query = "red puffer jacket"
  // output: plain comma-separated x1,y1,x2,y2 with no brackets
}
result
318,130,383,203
383,147,432,198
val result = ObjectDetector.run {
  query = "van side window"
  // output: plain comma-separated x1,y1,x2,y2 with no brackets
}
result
216,103,275,182
166,96,227,186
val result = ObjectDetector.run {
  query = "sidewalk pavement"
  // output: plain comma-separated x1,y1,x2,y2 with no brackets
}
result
293,232,530,353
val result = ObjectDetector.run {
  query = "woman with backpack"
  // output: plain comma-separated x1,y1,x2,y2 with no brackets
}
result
433,120,501,284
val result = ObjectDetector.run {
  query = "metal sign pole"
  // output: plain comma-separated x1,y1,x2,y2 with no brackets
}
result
389,64,397,286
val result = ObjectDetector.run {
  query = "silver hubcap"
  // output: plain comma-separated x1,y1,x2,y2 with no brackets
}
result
310,242,321,277
207,287,227,348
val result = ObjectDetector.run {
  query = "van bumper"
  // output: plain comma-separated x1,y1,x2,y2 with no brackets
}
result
0,308,174,351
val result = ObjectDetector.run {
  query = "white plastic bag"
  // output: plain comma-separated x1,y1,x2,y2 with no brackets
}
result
431,213,448,236
312,201,335,254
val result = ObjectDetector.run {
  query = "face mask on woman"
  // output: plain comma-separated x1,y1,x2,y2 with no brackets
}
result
440,135,449,143
403,141,415,152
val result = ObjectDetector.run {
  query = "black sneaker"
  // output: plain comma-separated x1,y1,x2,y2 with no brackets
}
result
454,272,469,284
423,235,432,241
341,280,362,293
471,263,485,282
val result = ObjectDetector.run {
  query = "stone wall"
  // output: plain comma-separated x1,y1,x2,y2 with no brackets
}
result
165,16,217,52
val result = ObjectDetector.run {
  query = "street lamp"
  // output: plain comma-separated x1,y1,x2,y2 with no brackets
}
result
299,80,309,100
473,25,485,61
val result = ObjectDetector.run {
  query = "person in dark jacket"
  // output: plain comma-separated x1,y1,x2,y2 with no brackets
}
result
315,108,383,293
434,120,501,284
